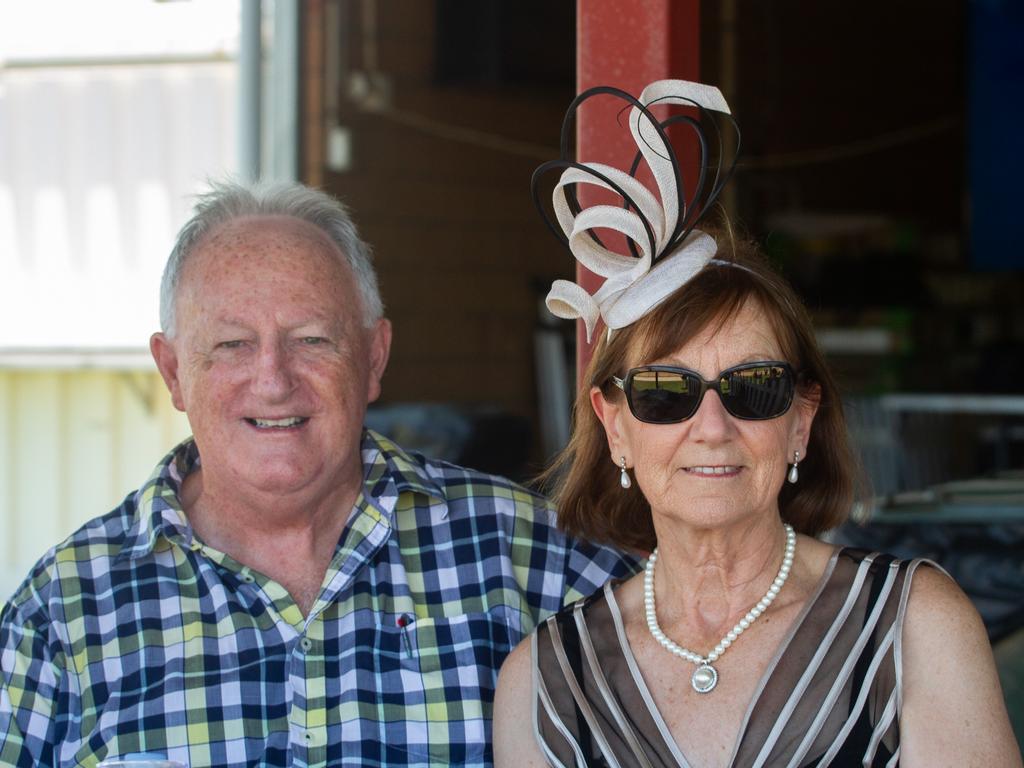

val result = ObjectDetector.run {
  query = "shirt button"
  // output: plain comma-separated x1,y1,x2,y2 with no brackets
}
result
300,637,313,651
240,571,256,583
303,731,315,743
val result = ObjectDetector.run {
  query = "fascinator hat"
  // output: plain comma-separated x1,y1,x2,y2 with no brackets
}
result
532,80,740,343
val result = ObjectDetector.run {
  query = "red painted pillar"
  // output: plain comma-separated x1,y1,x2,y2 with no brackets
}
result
575,0,701,376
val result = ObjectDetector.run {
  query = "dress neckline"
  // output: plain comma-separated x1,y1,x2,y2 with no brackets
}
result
603,546,843,768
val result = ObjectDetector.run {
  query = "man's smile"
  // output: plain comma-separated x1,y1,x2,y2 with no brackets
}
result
244,416,309,429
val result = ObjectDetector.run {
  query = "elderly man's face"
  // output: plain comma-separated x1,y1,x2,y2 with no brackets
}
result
151,215,390,502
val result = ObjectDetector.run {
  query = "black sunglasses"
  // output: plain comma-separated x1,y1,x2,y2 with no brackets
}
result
612,361,796,424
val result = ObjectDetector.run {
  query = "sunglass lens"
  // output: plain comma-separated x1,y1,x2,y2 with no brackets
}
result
628,370,701,423
720,365,793,419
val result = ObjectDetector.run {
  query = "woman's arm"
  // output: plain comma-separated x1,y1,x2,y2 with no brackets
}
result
900,565,1022,767
493,637,550,768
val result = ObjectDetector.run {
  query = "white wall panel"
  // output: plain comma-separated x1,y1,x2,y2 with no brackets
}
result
66,372,117,531
11,374,65,565
0,375,14,580
0,370,190,603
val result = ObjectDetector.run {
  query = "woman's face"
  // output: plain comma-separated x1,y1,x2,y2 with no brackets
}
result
592,301,818,529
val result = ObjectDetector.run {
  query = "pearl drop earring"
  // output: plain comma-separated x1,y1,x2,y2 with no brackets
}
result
619,456,632,489
787,450,800,484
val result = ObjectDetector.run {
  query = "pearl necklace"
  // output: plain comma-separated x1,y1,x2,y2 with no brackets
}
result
644,523,797,694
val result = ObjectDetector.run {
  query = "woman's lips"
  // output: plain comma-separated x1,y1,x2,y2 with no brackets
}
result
683,465,741,476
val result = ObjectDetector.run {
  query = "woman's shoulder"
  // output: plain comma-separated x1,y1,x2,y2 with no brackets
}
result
824,544,978,654
819,542,981,666
833,542,935,570
829,543,948,599
896,551,1022,764
494,626,555,766
901,561,987,667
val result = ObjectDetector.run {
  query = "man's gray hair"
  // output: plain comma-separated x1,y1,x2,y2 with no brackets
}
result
159,179,383,335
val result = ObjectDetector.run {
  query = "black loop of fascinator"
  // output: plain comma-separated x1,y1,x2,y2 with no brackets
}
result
628,107,738,255
530,80,741,341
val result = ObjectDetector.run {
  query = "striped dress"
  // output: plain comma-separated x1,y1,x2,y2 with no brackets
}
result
532,548,934,767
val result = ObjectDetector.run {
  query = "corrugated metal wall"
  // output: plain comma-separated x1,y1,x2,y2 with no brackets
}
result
0,60,237,350
0,369,190,601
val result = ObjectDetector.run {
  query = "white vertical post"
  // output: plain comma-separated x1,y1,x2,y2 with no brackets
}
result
238,0,262,182
268,0,300,181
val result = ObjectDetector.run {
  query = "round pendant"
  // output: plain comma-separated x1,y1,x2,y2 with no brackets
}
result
691,663,718,693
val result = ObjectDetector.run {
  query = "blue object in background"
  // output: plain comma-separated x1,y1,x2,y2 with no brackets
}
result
969,0,1024,269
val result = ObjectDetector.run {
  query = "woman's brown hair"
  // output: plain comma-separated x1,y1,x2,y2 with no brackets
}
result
541,231,861,552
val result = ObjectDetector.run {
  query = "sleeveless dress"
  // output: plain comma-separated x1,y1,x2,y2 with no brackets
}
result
532,548,934,767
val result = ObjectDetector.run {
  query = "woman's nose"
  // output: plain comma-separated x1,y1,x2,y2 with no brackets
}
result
686,388,735,441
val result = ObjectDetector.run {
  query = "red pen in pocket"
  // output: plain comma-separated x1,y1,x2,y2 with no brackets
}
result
396,614,414,658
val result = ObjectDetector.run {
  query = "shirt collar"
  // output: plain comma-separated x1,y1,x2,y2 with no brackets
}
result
120,438,200,560
120,428,445,560
359,428,446,503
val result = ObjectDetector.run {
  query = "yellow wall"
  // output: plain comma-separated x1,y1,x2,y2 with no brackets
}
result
0,369,190,601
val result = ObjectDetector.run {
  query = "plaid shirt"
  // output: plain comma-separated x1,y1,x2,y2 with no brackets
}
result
0,430,637,767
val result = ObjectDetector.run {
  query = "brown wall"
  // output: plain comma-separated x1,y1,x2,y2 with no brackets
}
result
306,1,576,447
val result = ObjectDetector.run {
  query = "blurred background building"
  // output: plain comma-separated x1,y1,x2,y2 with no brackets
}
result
1,0,1022,742
0,0,238,594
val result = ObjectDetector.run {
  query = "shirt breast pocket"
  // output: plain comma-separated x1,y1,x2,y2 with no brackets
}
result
379,609,515,763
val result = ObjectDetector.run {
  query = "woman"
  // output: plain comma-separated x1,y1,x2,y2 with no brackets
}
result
493,81,1020,767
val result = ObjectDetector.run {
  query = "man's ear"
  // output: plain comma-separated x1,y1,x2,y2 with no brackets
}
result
366,318,392,404
590,386,630,460
150,333,186,412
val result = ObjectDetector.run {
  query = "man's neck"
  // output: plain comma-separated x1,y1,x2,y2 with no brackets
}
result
179,468,362,616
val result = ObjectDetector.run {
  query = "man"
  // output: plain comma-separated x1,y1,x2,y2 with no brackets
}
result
0,181,637,767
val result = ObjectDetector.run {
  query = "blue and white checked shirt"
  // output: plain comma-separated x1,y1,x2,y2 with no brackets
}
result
0,429,638,767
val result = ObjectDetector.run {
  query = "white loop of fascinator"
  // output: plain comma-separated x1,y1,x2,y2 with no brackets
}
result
532,80,741,343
